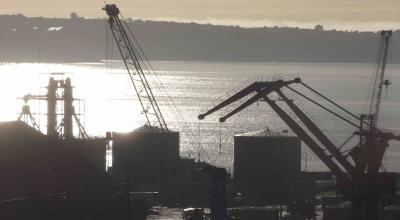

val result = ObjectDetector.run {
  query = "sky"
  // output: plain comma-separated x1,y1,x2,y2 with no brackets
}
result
1,0,400,31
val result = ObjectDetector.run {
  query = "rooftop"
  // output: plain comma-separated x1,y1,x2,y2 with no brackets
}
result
235,128,297,138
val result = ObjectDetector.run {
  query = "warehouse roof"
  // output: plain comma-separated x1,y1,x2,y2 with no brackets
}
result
235,128,297,138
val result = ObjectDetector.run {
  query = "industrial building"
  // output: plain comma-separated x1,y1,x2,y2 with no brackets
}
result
0,77,144,219
233,129,301,204
112,125,213,205
0,121,134,220
112,125,181,191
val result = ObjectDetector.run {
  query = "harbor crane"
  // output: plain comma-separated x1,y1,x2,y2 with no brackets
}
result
367,30,392,130
198,31,399,220
354,30,393,183
103,4,168,132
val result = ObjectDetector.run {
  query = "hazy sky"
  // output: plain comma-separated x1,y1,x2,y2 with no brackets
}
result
1,0,400,30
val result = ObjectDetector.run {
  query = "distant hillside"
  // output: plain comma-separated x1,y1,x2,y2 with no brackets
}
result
0,14,399,63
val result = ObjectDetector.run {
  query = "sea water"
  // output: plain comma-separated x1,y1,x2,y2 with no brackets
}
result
0,61,399,172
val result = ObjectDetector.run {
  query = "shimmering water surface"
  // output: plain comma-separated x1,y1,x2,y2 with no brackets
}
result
1,61,399,172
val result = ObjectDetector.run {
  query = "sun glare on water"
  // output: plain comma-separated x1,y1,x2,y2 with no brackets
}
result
0,62,144,137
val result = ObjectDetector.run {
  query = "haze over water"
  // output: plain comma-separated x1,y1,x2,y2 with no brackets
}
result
1,61,399,173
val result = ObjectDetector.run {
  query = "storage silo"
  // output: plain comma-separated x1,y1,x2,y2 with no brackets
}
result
111,125,181,192
233,129,301,204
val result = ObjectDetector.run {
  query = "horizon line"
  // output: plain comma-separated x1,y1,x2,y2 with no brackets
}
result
2,13,400,32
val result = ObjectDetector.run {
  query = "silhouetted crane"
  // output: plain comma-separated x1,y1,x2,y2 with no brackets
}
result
367,30,392,130
199,77,400,219
103,4,168,132
198,30,399,220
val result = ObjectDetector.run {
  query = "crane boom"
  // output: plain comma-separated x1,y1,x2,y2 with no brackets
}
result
198,77,400,220
262,94,352,188
103,4,168,132
275,89,355,176
198,77,400,184
198,78,353,188
368,30,392,129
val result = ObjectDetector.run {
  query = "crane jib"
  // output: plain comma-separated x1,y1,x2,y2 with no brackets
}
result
103,4,169,132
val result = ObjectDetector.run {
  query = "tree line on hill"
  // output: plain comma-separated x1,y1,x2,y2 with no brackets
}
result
0,13,399,63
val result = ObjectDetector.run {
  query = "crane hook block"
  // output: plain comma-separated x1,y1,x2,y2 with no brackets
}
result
103,4,120,17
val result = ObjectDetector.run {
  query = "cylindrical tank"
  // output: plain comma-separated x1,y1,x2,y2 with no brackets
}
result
111,125,180,191
233,129,301,203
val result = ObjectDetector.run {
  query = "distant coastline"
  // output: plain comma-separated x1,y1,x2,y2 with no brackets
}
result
0,14,399,63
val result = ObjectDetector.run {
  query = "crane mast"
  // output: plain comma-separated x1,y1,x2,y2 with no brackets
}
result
103,4,168,132
368,30,392,129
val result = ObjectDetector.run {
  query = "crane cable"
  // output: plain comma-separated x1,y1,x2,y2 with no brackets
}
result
285,85,359,128
118,13,214,162
299,82,364,124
